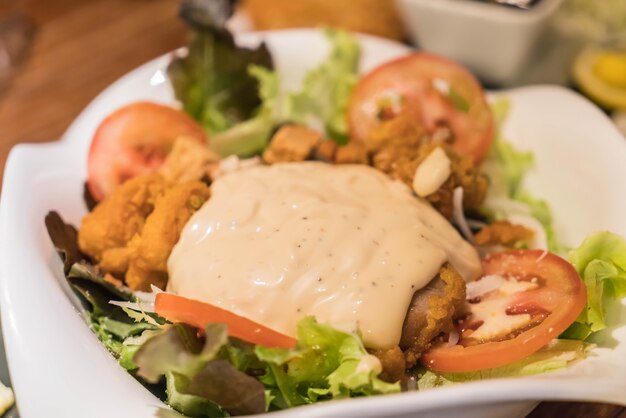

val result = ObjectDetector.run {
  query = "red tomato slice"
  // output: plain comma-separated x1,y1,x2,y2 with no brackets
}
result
421,250,586,373
348,53,495,162
155,292,297,349
87,102,207,201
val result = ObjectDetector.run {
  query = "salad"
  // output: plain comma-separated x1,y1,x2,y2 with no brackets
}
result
43,1,626,416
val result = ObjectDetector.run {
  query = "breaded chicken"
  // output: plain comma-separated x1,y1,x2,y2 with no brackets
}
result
474,220,534,248
334,141,369,165
369,111,488,219
262,125,322,164
78,173,210,291
400,263,466,367
126,181,210,290
78,173,168,274
159,136,220,184
241,0,406,41
372,264,466,378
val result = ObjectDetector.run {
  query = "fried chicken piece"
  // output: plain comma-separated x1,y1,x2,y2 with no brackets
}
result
262,125,322,164
241,0,405,41
126,181,210,291
313,139,338,163
78,173,168,274
159,136,220,184
372,346,405,383
334,141,369,165
78,172,210,291
400,263,466,367
369,111,488,219
474,220,534,248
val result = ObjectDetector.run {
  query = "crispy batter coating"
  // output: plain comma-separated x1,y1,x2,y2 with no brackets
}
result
241,0,405,41
262,125,322,164
126,181,210,290
372,346,405,383
159,136,219,183
78,173,168,274
313,139,338,163
399,263,466,367
334,141,369,165
369,111,488,219
474,220,534,248
78,173,210,291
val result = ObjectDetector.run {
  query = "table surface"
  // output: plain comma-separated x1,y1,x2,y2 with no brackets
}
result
0,1,624,417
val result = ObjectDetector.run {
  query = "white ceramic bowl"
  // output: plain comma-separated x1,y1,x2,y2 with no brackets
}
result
2,30,626,418
396,0,565,86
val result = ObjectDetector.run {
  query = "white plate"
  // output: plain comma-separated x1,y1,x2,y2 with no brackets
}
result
1,29,626,418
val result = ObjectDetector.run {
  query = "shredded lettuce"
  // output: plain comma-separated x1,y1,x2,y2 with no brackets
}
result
416,339,590,390
562,232,626,340
483,99,563,253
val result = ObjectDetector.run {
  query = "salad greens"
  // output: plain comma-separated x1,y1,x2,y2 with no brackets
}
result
563,232,626,340
168,0,273,135
282,28,360,145
46,212,397,417
171,0,361,157
482,99,562,252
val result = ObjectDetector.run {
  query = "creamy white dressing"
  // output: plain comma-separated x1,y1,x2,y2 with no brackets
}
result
168,162,481,349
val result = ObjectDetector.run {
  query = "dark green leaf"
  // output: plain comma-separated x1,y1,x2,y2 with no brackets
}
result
66,261,135,322
186,359,266,416
44,211,84,273
168,0,273,134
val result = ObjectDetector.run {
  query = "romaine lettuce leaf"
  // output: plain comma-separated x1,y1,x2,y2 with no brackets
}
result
416,339,589,390
562,232,626,340
255,317,399,409
284,28,360,145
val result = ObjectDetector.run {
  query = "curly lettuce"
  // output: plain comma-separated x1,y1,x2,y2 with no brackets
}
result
562,232,626,340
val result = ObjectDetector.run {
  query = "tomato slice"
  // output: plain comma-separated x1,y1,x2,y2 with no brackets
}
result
155,292,297,349
421,250,586,373
347,53,494,162
87,102,207,201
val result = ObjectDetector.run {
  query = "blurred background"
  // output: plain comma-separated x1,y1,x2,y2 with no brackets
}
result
0,1,625,417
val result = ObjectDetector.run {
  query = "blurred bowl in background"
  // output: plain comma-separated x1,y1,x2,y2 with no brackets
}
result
396,0,566,86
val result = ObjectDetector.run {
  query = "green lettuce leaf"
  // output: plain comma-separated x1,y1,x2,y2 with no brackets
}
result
165,372,227,417
416,339,590,389
483,99,563,253
168,0,273,134
562,232,626,340
134,323,227,383
284,28,360,145
209,65,278,157
255,317,399,409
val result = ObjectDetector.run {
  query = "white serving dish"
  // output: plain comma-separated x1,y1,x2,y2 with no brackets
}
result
396,0,565,86
1,29,626,418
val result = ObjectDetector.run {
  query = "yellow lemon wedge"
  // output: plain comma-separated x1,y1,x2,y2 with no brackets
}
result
573,47,626,110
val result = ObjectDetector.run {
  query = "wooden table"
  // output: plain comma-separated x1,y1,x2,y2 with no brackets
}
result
0,1,623,417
